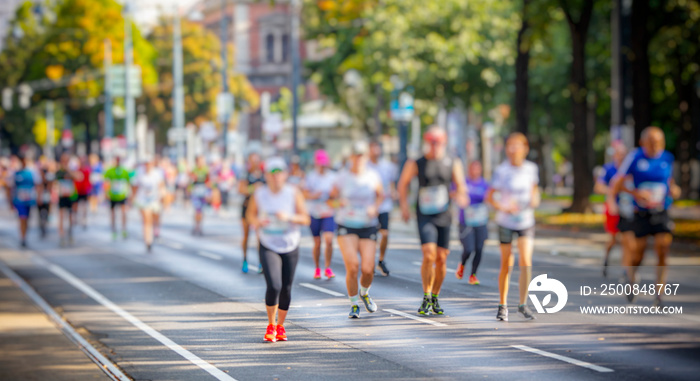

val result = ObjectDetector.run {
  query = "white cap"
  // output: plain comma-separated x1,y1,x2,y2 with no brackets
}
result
351,141,369,155
264,156,287,173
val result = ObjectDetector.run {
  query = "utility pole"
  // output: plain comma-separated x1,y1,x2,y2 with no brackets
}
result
124,1,136,162
290,0,301,154
45,101,54,160
173,9,186,161
220,0,230,158
104,39,113,139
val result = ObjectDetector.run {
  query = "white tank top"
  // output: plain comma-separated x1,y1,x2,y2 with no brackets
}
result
253,184,301,253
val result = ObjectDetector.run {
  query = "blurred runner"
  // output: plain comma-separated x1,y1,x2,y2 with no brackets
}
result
38,158,55,238
74,156,92,230
456,161,489,285
398,127,468,315
55,153,79,246
10,153,42,248
486,132,540,322
329,141,384,319
176,159,190,205
162,157,178,210
132,158,166,252
595,141,630,277
216,158,236,213
611,126,680,306
88,153,103,212
303,149,337,280
239,152,265,274
287,155,305,187
104,156,131,240
367,140,398,277
246,157,309,342
190,155,211,236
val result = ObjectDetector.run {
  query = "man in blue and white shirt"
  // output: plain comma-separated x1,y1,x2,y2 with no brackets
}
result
611,126,680,305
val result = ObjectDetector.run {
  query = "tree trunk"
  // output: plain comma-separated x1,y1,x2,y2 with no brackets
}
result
673,49,694,198
561,0,594,213
631,0,651,143
515,0,531,135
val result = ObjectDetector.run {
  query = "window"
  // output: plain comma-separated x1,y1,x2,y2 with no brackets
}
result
282,34,290,62
266,34,275,63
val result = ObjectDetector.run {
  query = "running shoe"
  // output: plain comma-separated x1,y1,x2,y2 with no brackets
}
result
602,258,609,278
20,239,27,248
653,296,663,308
360,294,377,313
122,230,128,240
242,260,249,274
622,273,637,303
257,264,263,274
314,268,321,279
275,325,287,341
377,261,390,276
112,231,118,241
431,295,444,315
324,268,336,279
456,264,465,280
146,243,152,253
468,274,480,285
59,237,67,247
418,296,432,315
349,305,360,319
497,305,508,321
264,324,277,342
518,304,536,320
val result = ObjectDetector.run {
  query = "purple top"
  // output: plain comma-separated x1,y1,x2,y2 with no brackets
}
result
459,177,489,225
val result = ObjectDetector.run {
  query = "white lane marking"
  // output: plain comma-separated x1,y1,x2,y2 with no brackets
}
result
0,260,130,381
46,263,238,381
198,251,223,261
164,242,184,250
299,283,345,297
411,261,456,274
511,345,614,373
384,309,447,327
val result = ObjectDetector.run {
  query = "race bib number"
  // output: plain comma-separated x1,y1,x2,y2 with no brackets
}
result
418,185,449,215
16,187,35,203
111,180,128,195
464,203,489,227
59,180,74,197
261,214,290,235
619,193,634,218
311,198,333,218
341,205,371,228
193,184,209,198
90,173,103,184
42,190,52,203
638,182,666,211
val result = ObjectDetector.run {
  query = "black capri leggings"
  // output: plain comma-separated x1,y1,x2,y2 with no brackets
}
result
459,224,488,276
259,243,300,310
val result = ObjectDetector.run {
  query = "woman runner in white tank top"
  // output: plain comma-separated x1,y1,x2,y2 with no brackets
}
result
246,157,310,343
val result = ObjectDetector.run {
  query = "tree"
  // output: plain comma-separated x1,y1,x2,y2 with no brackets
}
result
559,0,595,213
143,17,259,146
515,0,531,135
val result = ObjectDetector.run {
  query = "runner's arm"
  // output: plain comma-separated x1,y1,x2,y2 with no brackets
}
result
451,160,469,208
290,189,311,226
245,193,263,229
397,160,418,213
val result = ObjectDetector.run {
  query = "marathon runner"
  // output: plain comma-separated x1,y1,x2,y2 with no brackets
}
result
132,158,166,252
55,153,79,246
239,152,265,274
398,127,468,315
190,155,211,236
11,154,42,248
38,158,55,238
216,158,236,212
486,132,540,321
329,141,384,319
246,157,309,342
162,157,178,210
367,140,398,276
287,155,305,187
595,141,630,277
74,156,92,230
611,126,680,306
303,149,337,280
104,156,131,240
456,161,489,285
88,153,103,212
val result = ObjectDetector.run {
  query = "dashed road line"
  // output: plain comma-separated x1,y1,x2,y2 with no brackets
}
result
198,251,223,261
164,242,184,250
384,308,447,327
299,283,345,297
511,345,614,373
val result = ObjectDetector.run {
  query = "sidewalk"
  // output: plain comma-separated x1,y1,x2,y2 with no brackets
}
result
0,260,112,381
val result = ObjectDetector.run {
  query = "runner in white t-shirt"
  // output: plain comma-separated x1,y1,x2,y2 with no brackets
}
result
132,159,165,252
329,141,384,319
486,132,540,322
303,149,337,280
367,141,398,277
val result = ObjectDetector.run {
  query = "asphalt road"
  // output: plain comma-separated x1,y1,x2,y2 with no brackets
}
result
1,201,699,381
